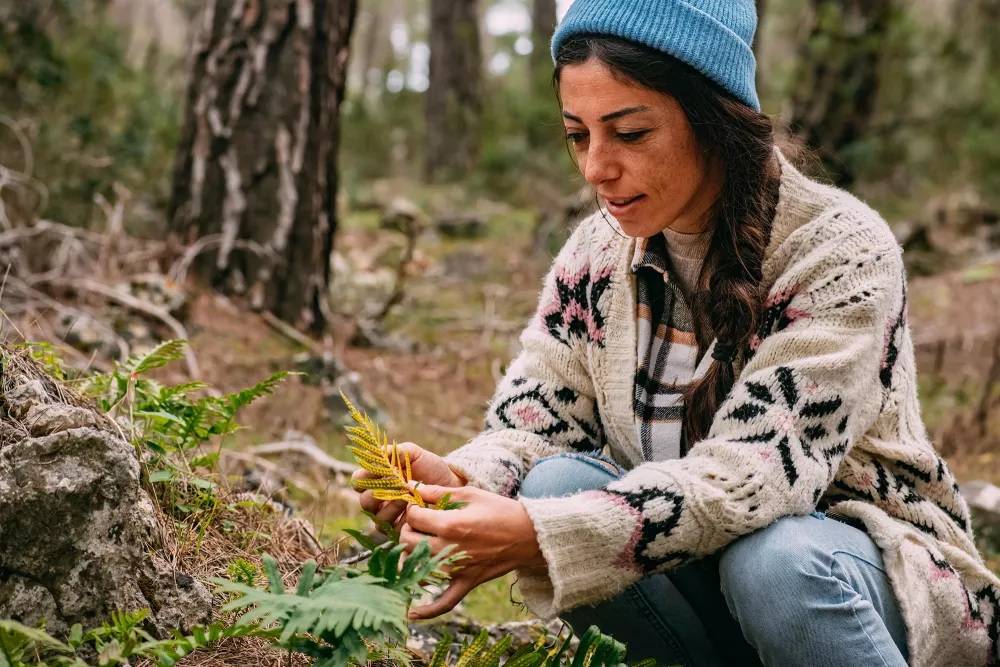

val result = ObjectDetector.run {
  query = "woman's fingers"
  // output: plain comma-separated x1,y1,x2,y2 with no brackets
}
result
399,523,450,554
358,489,384,514
409,577,476,619
405,504,448,536
374,500,407,526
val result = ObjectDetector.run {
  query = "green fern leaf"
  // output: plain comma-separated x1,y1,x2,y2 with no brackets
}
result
455,628,490,667
477,633,512,667
228,371,292,412
130,340,188,375
262,554,285,596
428,631,454,667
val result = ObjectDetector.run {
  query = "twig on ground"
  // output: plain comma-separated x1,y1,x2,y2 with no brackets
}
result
29,277,200,379
261,311,324,354
339,548,374,566
252,440,359,476
168,233,278,285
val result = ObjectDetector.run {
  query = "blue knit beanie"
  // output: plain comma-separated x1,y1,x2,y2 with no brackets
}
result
551,0,760,111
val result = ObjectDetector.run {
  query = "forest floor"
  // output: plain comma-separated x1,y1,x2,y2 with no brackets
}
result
161,207,1000,624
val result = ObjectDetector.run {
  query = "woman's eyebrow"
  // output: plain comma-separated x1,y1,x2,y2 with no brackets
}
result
561,105,652,123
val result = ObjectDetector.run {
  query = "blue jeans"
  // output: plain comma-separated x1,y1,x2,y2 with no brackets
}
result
519,454,910,667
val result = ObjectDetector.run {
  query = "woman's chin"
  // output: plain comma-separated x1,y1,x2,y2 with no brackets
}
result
615,217,667,239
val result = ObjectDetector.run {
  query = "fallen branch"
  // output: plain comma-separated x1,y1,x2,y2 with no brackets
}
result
29,277,200,379
252,440,359,476
168,233,279,285
261,311,323,354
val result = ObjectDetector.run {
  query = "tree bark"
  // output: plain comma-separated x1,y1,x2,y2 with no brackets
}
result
531,0,557,81
787,0,893,188
425,0,481,182
754,0,766,56
167,0,358,333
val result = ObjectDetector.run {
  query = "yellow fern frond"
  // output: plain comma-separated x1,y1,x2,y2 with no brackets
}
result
349,447,396,474
354,478,403,491
373,489,423,503
341,391,425,508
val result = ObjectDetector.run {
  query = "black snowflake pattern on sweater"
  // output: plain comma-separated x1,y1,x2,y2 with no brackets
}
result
747,284,813,360
485,380,601,452
539,261,613,348
722,366,848,489
925,548,1000,663
603,485,693,572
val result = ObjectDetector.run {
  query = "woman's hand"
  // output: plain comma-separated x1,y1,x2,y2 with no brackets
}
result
351,442,465,533
399,484,547,620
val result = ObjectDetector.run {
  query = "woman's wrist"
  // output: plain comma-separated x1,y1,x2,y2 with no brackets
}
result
516,503,548,570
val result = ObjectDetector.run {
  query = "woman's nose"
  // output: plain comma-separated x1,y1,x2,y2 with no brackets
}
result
582,139,620,186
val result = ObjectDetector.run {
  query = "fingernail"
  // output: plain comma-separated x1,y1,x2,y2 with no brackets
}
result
408,612,419,619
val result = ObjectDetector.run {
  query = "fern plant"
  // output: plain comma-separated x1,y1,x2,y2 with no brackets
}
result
71,339,292,519
431,625,666,667
216,540,464,667
0,615,272,667
342,392,466,511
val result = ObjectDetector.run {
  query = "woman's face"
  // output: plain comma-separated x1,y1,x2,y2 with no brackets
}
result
559,58,721,237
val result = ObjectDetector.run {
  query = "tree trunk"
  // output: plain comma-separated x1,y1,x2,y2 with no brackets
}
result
753,0,766,92
425,0,481,182
786,0,892,188
167,0,358,333
527,0,558,149
531,0,557,82
754,0,766,56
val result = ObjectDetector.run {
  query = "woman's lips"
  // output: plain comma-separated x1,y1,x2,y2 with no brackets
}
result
604,194,645,217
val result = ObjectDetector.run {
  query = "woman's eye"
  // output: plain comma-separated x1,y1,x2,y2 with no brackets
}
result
617,130,649,143
565,132,588,145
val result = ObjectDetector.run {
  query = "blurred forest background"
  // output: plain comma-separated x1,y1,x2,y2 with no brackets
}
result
2,0,1000,625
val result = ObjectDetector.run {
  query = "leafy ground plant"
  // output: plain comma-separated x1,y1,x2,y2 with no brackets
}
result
3,341,670,667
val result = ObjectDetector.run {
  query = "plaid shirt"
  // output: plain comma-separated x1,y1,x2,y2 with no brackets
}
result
631,234,707,461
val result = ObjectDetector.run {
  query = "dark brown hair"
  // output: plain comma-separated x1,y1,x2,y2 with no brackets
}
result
553,35,781,443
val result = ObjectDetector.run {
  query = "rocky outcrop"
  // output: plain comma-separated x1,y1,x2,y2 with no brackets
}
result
0,350,210,638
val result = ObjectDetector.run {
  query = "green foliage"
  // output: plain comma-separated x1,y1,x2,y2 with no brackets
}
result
216,540,465,667
0,0,182,227
226,558,263,588
65,339,293,529
79,339,289,463
0,615,272,667
0,620,80,667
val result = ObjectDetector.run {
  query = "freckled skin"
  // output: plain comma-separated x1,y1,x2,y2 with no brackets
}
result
559,58,723,237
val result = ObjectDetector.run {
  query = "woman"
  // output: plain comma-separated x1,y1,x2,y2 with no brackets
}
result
353,1,1000,665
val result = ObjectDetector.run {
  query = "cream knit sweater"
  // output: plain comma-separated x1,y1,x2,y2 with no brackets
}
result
445,155,1000,666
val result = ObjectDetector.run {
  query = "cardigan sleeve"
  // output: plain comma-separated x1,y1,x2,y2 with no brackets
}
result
516,211,905,617
444,218,607,497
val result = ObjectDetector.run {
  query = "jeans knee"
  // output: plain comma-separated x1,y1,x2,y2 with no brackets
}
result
519,453,621,499
719,515,826,627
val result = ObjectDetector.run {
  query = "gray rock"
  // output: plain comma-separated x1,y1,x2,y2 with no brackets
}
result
24,403,103,437
0,425,210,638
292,352,388,426
960,480,1000,514
381,197,428,233
4,380,47,420
139,557,213,635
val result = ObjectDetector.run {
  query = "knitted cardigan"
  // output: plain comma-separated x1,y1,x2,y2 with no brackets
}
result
445,155,1000,667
